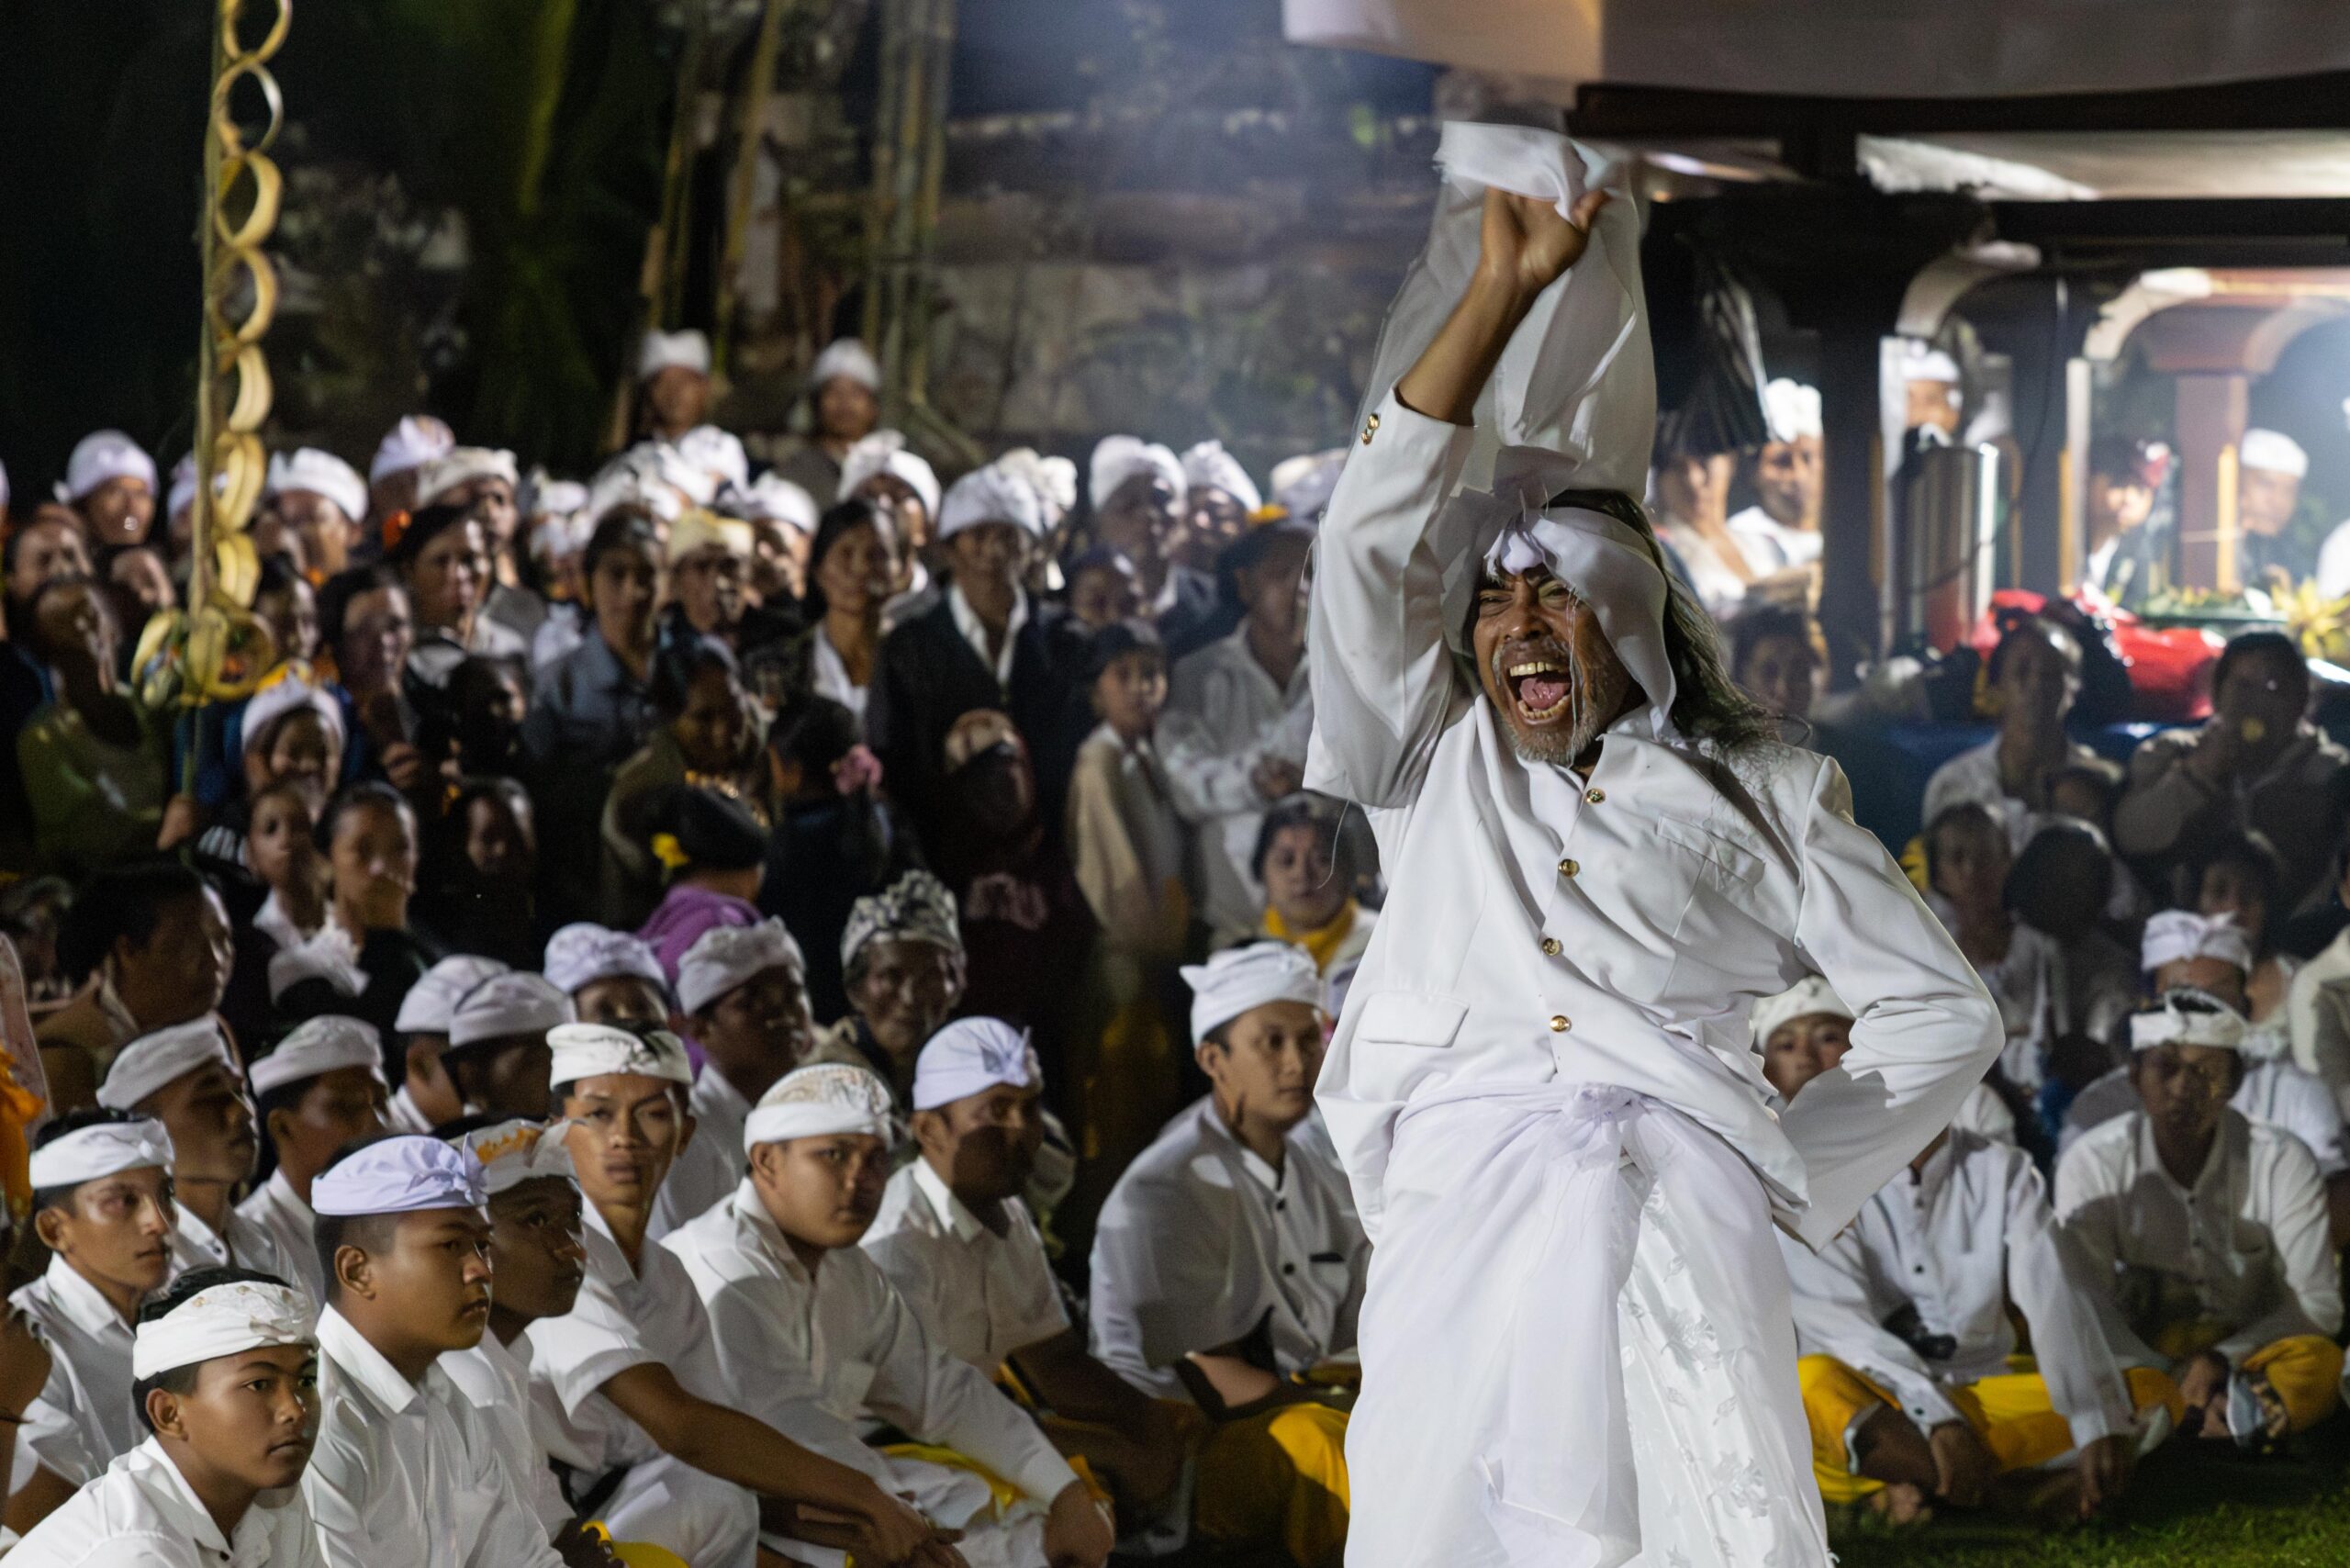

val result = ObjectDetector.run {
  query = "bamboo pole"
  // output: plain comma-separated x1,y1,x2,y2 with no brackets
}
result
714,0,793,379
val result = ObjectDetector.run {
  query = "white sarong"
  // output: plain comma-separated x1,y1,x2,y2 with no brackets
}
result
1346,1083,1830,1568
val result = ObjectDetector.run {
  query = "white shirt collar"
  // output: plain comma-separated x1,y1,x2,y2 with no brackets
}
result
316,1306,423,1416
948,581,1030,689
266,1166,314,1221
729,1177,819,1286
912,1157,987,1244
1200,1103,1286,1193
43,1252,133,1338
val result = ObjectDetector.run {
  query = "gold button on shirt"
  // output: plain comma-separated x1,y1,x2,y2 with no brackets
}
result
1548,1015,1571,1033
1540,938,1561,956
1557,857,1579,879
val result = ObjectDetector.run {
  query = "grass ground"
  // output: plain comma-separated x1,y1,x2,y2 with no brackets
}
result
1826,1425,2350,1568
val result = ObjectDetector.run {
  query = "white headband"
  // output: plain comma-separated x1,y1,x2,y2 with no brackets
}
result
546,1023,693,1088
744,1063,897,1151
250,1016,386,1097
311,1135,487,1217
839,431,941,521
449,1118,578,1196
543,924,668,998
30,1120,173,1190
266,448,368,523
677,919,805,1016
415,447,520,509
131,1280,315,1382
99,1020,235,1112
1180,441,1261,513
2240,427,2307,479
240,676,345,764
448,972,569,1050
63,430,157,502
912,1018,1041,1112
2131,990,2247,1053
395,956,512,1036
1751,976,1852,1048
1089,435,1185,512
640,329,712,380
1483,503,1679,739
937,463,1046,542
1181,942,1326,1044
370,415,455,484
2141,910,2254,977
810,337,881,393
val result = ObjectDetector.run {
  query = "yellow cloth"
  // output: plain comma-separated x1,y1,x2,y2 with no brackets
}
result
1263,901,1359,977
1797,1354,2182,1505
1193,1403,1350,1568
2241,1335,2345,1434
880,1443,1024,1518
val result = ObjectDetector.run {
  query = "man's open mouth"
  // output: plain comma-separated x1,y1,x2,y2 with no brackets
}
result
1506,658,1573,723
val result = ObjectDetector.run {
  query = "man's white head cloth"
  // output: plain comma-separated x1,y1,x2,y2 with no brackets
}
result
938,463,1046,543
1751,976,1852,1047
546,1024,693,1089
132,1278,316,1383
840,431,941,521
1089,436,1185,513
677,919,806,1017
449,1118,578,1197
448,972,568,1051
1763,379,1823,443
251,1016,386,1098
63,431,157,502
1268,449,1345,523
240,676,345,765
2130,989,2247,1053
312,1135,488,1217
396,956,512,1036
639,329,712,381
744,1063,897,1151
1181,441,1261,512
1181,942,1324,1045
99,1019,235,1112
543,924,668,999
267,448,368,523
2240,428,2308,479
2140,910,2254,978
811,338,881,394
30,1118,173,1191
370,415,455,484
912,1019,1042,1113
416,447,520,510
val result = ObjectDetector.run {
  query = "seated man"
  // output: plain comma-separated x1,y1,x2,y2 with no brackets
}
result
2056,991,2344,1448
863,1019,1188,1518
1758,976,2017,1147
1089,942,1363,1568
238,1015,391,1305
653,918,815,1238
9,1267,322,1568
665,1062,1113,1568
523,1025,947,1568
543,924,673,1032
387,955,510,1134
2064,911,2349,1238
442,971,569,1121
96,1019,290,1282
9,1113,178,1531
303,1135,565,1567
1756,979,2177,1523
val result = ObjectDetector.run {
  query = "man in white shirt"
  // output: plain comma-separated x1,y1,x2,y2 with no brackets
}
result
9,1268,323,1568
240,1016,392,1305
387,956,509,1135
98,1019,293,1284
864,1019,1187,1518
652,920,814,1238
442,972,568,1122
2056,992,2344,1449
1309,123,2000,1568
666,1061,1112,1568
1159,521,1315,941
632,330,750,497
1759,988,2173,1523
12,1114,180,1526
303,1134,566,1568
1726,377,1823,572
524,1025,947,1568
1090,944,1363,1567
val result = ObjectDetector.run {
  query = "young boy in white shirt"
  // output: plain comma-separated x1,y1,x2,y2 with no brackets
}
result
238,1015,391,1305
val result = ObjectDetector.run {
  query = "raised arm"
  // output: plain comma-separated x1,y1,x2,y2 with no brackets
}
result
1304,188,1607,810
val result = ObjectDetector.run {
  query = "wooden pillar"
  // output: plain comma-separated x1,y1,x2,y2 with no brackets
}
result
2174,372,2248,591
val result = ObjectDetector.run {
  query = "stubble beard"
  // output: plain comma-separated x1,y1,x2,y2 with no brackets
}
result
1489,636,1628,767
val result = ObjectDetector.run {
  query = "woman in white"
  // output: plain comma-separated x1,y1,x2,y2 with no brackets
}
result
801,499,899,727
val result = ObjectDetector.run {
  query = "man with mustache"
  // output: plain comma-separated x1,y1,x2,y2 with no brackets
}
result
1307,121,2001,1568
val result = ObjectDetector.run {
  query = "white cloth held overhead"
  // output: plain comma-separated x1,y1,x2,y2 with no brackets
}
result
311,1134,487,1217
28,1120,173,1191
744,1063,896,1149
62,431,156,501
912,1019,1041,1112
267,448,368,522
447,972,567,1050
395,956,512,1036
543,924,667,998
2241,427,2308,478
1180,440,1261,511
250,1016,386,1097
677,919,805,1016
639,329,712,380
545,1023,693,1088
1088,435,1185,512
98,1020,233,1112
130,1279,314,1382
1180,941,1324,1044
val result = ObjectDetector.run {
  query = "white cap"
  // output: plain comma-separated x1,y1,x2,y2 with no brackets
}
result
744,1063,896,1150
810,338,881,394
250,1016,387,1097
1902,341,1961,386
675,427,750,493
311,1135,487,1217
731,473,818,534
30,1118,173,1191
1089,435,1185,512
546,1023,693,1088
668,509,755,564
1268,449,1345,522
447,972,568,1051
543,924,667,998
1181,942,1324,1044
132,1278,314,1382
2131,989,2247,1053
415,447,520,509
996,449,1077,526
370,415,456,484
240,676,344,763
2141,910,2255,976
1762,378,1823,443
840,431,941,521
937,463,1046,542
1751,976,1852,1047
584,458,685,528
449,1118,577,1196
63,431,157,502
912,1018,1041,1112
639,329,712,380
530,478,589,520
2240,428,2308,479
1180,441,1261,512
266,448,368,523
266,927,367,1005
677,919,806,1016
99,1019,236,1112
395,956,513,1036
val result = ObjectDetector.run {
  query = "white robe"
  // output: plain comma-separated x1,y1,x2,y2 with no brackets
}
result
235,1169,326,1308
6,1436,323,1568
1159,626,1314,941
1306,388,2001,1568
13,1258,138,1488
862,1159,1069,1374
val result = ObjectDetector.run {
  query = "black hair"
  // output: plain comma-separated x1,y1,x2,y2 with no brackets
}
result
2004,819,2112,917
0,875,70,936
1218,521,1313,578
315,565,403,655
1921,801,2002,889
2212,630,2307,703
310,1131,420,1299
2087,434,2154,484
55,858,210,985
2182,831,2288,955
661,783,770,872
1066,544,1137,585
130,1266,298,1430
448,654,527,717
1250,792,1351,883
800,498,889,620
579,510,662,588
313,778,414,856
2045,757,2123,817
252,553,304,606
1986,615,2082,688
768,694,860,780
1085,617,1165,683
648,633,741,722
31,1107,150,1215
386,502,476,567
1728,605,1817,680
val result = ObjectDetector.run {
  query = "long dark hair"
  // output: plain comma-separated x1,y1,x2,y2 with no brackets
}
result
1550,488,1777,753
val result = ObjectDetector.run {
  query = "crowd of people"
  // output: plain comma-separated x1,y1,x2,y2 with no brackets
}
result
0,306,2347,1567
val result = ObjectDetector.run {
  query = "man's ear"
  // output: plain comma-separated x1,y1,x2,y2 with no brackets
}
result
31,1206,68,1255
144,1385,190,1442
909,1108,949,1161
748,1141,785,1184
333,1244,375,1302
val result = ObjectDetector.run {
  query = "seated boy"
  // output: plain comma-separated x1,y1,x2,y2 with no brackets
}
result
442,971,569,1121
96,1019,290,1282
386,955,510,1133
238,1014,390,1305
